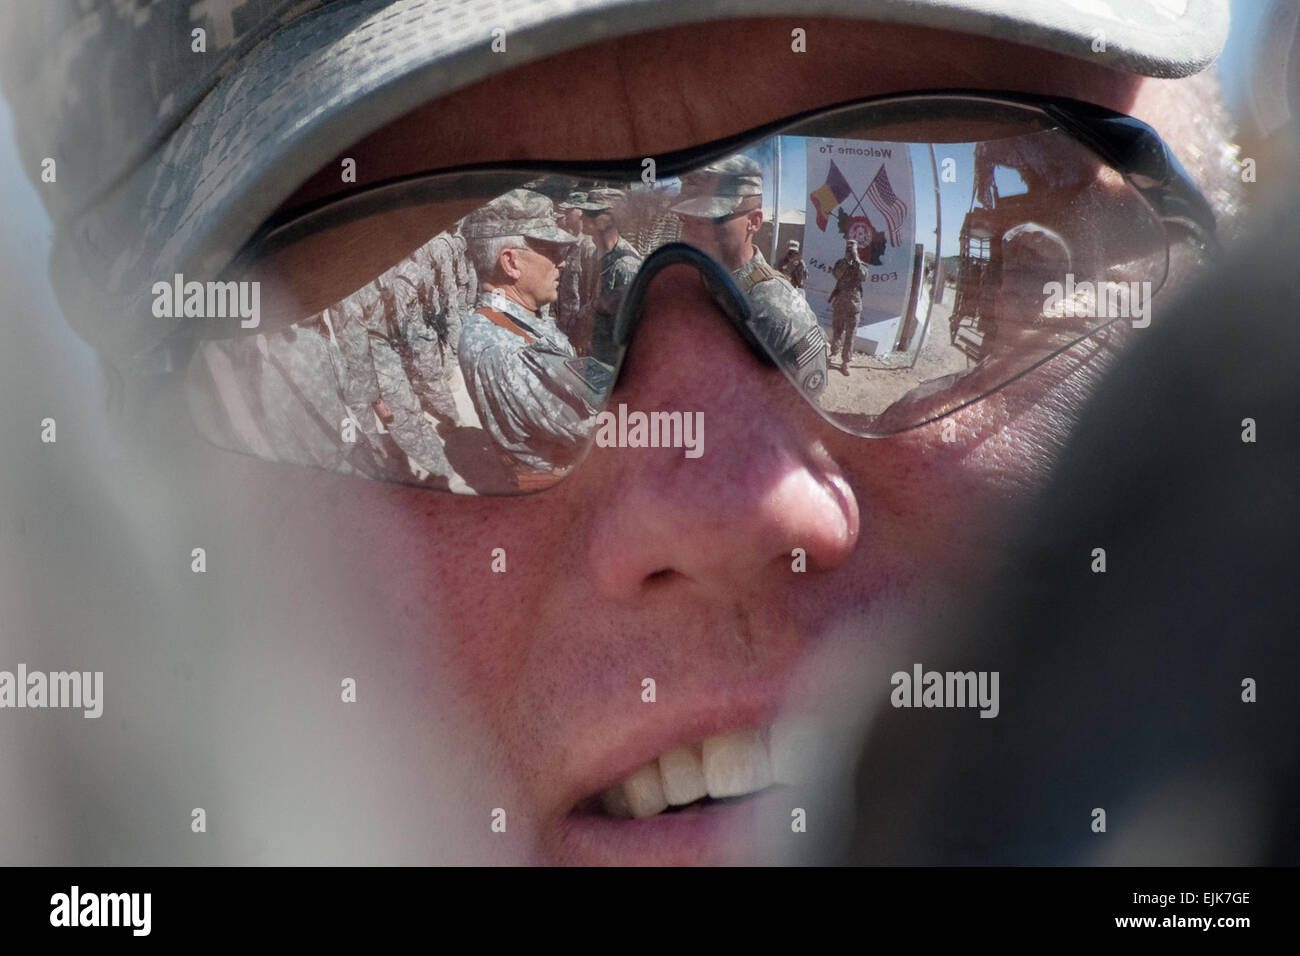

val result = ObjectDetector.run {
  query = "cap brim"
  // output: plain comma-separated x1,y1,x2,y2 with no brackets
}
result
524,225,581,244
671,197,747,218
56,0,1229,369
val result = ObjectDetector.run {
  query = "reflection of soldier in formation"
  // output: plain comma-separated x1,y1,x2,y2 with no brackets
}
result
775,238,807,291
555,192,599,350
399,229,476,355
829,239,871,375
673,155,827,397
457,189,602,487
577,188,641,366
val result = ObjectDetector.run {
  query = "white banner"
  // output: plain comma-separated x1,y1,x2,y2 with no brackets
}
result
803,140,915,356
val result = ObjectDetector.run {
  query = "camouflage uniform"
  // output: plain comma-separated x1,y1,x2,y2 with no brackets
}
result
458,190,599,480
394,229,475,356
589,236,641,364
734,247,828,397
830,246,871,368
555,191,597,348
775,243,807,290
188,247,470,493
575,188,642,365
459,290,599,475
557,232,598,347
673,155,827,398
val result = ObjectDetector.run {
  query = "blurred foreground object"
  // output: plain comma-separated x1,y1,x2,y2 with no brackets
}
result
832,194,1300,865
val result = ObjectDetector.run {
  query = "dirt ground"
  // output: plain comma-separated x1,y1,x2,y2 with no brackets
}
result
818,284,971,417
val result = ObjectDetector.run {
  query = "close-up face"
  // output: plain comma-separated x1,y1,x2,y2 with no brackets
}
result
193,14,1224,866
0,0,1245,875
503,241,567,308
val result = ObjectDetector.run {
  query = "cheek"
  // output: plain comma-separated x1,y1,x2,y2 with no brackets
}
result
351,486,580,709
830,355,1096,579
245,464,574,707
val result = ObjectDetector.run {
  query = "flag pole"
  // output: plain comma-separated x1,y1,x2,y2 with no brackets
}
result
902,143,942,362
769,136,782,263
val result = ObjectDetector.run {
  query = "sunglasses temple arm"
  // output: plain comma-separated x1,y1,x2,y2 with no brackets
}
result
1050,105,1221,257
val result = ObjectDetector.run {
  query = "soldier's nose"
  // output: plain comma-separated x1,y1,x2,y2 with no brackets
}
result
573,263,859,604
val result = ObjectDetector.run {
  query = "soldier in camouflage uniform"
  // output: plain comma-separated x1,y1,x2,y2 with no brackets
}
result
188,235,476,493
577,188,642,366
395,229,475,357
829,240,871,375
555,191,599,351
775,239,807,292
673,155,827,398
458,189,605,487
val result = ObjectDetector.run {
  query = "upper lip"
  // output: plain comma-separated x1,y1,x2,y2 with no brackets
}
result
555,683,790,820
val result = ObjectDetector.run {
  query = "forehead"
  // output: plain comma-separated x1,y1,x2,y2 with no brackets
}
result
282,16,1154,212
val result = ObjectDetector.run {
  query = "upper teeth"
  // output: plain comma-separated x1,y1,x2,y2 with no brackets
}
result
598,720,814,819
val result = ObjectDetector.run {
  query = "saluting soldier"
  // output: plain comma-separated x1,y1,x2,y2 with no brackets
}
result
829,239,871,375
673,155,827,397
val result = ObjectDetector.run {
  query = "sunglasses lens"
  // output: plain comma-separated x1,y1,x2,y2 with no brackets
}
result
187,98,1173,492
188,176,616,497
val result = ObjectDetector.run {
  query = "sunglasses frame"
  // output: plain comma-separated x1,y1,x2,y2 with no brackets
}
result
228,88,1218,275
196,89,1220,463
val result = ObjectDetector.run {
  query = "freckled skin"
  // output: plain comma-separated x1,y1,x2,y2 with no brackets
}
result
224,18,1209,863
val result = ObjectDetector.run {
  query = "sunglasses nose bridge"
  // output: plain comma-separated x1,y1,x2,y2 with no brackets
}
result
612,243,778,370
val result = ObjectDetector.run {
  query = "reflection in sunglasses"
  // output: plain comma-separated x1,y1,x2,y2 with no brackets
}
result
191,95,1200,496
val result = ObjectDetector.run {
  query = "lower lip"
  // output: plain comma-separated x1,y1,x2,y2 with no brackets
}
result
552,786,794,865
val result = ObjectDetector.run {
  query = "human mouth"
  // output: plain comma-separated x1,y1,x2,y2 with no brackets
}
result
555,715,824,865
574,719,817,820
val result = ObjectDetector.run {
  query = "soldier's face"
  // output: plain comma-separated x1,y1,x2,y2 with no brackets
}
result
678,207,760,271
249,16,1212,863
507,242,565,308
587,210,615,235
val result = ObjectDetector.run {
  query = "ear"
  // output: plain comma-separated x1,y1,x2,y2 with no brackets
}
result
499,247,524,281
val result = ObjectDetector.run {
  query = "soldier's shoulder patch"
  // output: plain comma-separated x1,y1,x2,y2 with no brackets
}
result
795,324,827,369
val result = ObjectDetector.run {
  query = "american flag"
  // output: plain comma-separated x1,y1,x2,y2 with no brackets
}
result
865,164,907,247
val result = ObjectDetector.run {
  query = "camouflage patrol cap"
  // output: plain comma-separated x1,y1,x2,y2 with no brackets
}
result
558,191,590,211
574,188,626,213
671,155,764,219
0,0,1228,372
460,189,578,245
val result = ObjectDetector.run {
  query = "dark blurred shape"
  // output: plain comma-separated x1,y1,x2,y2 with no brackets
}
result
831,201,1300,865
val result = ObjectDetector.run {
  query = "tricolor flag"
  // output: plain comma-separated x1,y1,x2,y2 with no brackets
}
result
865,164,908,247
810,160,853,231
